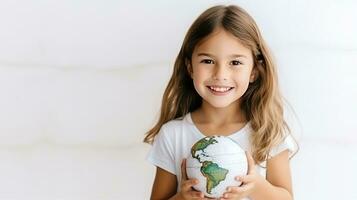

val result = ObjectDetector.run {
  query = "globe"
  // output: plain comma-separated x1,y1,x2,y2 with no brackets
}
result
186,135,248,198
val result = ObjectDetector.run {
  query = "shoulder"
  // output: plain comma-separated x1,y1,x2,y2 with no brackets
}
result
162,117,185,130
155,116,187,141
269,133,298,160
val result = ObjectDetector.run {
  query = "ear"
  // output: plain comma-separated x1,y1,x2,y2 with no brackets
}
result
249,67,258,83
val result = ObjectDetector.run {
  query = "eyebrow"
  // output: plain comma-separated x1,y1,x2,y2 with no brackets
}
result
196,53,247,58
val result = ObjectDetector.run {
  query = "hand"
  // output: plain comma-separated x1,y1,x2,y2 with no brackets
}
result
175,159,209,200
220,152,265,200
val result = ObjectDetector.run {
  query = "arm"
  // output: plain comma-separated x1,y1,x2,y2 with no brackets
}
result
150,167,178,200
250,149,294,200
150,160,207,200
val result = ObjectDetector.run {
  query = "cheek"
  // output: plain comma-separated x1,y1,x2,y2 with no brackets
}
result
191,69,209,94
192,67,209,81
234,70,252,83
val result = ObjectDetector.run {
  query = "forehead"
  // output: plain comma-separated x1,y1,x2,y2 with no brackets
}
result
193,28,251,57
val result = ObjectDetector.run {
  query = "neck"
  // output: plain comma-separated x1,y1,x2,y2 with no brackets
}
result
194,100,247,125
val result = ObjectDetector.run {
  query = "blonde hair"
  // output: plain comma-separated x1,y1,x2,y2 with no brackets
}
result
143,5,298,164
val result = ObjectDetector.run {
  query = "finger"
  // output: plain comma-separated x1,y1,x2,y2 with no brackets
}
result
221,191,239,199
224,186,239,197
226,186,238,193
235,175,254,184
229,182,254,194
239,182,254,193
182,179,199,191
188,191,204,198
181,159,188,180
245,151,256,174
223,184,253,199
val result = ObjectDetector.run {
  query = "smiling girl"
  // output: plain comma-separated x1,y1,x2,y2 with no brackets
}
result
144,4,298,200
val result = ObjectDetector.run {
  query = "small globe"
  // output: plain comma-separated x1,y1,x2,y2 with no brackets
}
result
186,135,248,198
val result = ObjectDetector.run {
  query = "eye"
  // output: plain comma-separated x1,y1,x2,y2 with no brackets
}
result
231,60,243,66
200,59,214,64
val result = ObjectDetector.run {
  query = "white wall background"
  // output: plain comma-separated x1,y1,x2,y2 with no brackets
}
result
0,0,356,199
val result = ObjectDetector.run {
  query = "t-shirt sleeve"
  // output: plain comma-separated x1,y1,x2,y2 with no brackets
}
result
146,125,176,175
268,134,298,159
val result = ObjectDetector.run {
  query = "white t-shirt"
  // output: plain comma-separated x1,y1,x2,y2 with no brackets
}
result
146,112,297,198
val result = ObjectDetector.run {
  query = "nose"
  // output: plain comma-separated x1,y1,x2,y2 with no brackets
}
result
212,63,228,80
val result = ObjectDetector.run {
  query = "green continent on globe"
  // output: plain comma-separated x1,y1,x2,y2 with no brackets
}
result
201,161,228,194
191,136,218,161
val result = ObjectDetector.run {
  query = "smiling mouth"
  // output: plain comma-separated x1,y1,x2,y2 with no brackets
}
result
206,86,234,93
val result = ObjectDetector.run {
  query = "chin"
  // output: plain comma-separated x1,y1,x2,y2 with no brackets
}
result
205,100,236,108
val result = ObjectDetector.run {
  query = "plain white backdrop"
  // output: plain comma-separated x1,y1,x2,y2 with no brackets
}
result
0,0,356,199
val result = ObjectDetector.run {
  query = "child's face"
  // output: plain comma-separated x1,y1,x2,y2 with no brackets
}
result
188,28,257,108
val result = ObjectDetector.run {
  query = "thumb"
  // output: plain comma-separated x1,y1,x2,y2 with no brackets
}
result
245,151,256,174
181,158,188,180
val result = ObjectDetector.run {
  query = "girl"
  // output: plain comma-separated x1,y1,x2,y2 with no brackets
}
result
144,4,298,200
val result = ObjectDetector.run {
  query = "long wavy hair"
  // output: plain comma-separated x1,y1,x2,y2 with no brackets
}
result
143,5,298,164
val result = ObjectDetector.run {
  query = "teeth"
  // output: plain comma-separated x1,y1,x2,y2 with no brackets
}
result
209,86,231,92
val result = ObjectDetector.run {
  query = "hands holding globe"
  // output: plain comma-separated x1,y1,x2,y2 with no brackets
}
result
219,151,265,200
174,159,208,200
176,136,266,200
177,152,264,200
